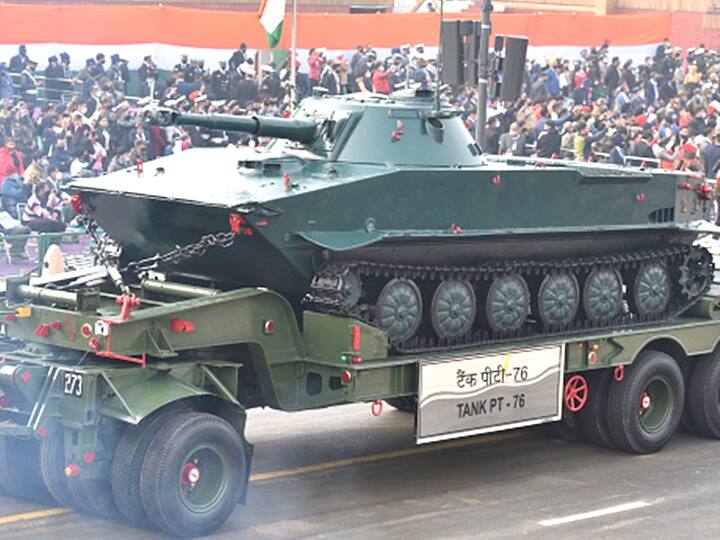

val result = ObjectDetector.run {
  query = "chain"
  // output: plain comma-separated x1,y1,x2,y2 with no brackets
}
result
77,213,237,284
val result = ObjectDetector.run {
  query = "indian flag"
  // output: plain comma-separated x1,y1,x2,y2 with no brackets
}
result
258,0,286,49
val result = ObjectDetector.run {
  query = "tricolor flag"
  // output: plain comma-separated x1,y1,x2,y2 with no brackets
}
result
257,0,286,49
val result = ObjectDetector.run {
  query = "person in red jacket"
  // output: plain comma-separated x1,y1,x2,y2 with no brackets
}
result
0,138,25,185
372,64,391,94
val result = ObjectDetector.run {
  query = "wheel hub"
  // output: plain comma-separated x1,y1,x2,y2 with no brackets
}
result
182,462,201,485
640,392,651,411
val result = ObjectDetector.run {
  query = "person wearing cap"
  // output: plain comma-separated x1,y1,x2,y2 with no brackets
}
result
235,64,258,107
44,56,63,102
0,64,12,101
19,60,38,106
259,65,280,100
9,45,28,74
138,56,158,98
210,61,231,100
95,53,106,76
106,54,123,88
229,43,247,72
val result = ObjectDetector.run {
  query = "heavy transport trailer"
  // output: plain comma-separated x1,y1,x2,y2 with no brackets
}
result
1,272,720,536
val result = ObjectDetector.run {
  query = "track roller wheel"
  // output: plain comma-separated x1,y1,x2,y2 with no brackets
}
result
607,350,684,454
688,350,720,438
583,268,623,323
40,427,79,508
0,436,51,502
385,396,417,413
628,261,670,317
140,412,247,538
485,274,529,333
538,272,579,328
430,279,476,339
111,405,189,528
577,370,614,448
68,470,119,518
376,278,423,344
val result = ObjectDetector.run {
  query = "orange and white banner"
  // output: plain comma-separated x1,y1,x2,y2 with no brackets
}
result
0,5,672,70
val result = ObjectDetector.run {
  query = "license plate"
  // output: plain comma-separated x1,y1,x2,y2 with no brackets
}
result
63,372,84,398
416,344,564,444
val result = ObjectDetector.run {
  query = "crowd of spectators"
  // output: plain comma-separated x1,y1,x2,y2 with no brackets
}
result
0,37,719,249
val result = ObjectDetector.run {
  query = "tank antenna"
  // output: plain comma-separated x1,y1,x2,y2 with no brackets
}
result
433,0,445,113
476,0,493,147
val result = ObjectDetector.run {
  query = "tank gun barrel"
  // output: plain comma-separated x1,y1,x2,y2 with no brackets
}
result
143,107,317,143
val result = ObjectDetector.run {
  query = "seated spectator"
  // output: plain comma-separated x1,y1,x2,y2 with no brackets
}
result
22,181,65,233
1,173,31,219
0,209,31,261
0,138,25,183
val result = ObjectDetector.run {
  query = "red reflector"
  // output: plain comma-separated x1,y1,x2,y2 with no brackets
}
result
20,371,31,383
35,324,50,337
351,356,363,364
50,321,62,330
5,314,15,323
83,451,96,465
38,426,48,439
264,320,276,334
635,193,646,203
170,319,195,333
352,325,361,351
81,323,93,338
341,370,352,383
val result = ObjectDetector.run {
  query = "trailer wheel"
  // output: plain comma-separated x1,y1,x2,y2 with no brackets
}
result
111,406,188,528
140,412,246,538
40,428,78,508
607,350,684,454
688,351,720,438
385,396,417,413
578,370,614,448
0,436,51,502
67,475,119,518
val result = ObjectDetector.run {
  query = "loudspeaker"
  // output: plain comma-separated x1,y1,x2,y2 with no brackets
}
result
499,36,528,101
441,21,463,86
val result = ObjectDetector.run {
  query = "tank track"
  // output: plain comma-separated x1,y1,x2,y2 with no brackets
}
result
306,245,714,354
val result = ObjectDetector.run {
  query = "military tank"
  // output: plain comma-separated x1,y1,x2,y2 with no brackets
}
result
70,89,716,351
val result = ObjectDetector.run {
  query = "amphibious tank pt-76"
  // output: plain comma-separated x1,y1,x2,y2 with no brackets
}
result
70,89,716,351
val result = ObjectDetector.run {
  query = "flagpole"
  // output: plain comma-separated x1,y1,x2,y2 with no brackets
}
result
290,0,297,113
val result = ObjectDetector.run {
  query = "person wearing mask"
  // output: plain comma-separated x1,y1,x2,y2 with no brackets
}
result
21,181,65,233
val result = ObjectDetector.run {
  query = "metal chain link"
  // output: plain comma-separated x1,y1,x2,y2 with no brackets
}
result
77,213,237,282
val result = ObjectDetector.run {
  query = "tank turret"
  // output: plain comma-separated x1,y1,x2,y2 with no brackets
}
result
143,107,318,143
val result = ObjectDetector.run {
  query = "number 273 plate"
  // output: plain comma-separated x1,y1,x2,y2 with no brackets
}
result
62,372,84,398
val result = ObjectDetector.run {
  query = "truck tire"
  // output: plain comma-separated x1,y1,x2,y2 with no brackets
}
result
578,370,614,448
0,436,51,502
140,412,246,538
688,351,720,438
385,396,417,413
111,406,188,528
607,350,684,454
40,427,78,508
67,475,119,519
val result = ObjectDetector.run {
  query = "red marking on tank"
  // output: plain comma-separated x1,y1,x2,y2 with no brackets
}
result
50,321,62,330
352,325,361,351
697,182,714,200
679,182,693,191
563,375,588,412
115,293,141,321
136,159,144,176
20,371,31,383
34,324,50,337
229,213,244,234
491,175,502,185
341,370,352,384
283,172,291,190
170,319,195,333
37,426,48,439
391,120,404,142
635,193,646,203
351,356,363,364
450,224,463,234
80,323,93,338
5,314,15,323
83,451,96,465
70,194,85,213
371,400,383,416
256,220,268,227
243,228,254,236
614,365,625,382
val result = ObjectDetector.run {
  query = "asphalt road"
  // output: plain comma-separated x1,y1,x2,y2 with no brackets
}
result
0,403,719,539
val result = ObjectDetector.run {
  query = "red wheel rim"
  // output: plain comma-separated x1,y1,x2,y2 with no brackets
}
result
564,375,589,412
